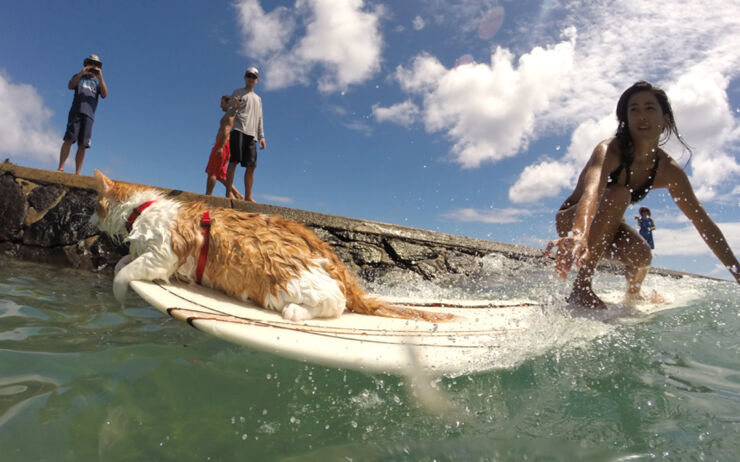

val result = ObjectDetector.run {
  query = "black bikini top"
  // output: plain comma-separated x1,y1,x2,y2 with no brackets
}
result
608,156,660,204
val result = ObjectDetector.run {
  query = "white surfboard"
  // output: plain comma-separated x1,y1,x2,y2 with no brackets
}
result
129,280,547,375
129,280,687,375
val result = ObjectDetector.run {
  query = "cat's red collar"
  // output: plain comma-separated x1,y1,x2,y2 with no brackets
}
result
195,211,211,284
125,201,156,233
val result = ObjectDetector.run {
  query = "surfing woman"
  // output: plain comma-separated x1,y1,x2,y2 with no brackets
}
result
545,81,740,309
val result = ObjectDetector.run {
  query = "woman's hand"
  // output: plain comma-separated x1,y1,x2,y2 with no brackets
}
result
545,233,589,279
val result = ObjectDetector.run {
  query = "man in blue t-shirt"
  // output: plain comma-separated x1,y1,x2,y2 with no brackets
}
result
57,54,108,175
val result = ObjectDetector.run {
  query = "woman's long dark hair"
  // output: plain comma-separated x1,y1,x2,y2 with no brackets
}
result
614,81,692,168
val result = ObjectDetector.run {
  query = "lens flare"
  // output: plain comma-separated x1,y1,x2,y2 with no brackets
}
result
454,54,474,67
477,6,505,40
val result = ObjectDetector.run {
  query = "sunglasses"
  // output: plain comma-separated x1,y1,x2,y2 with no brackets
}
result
245,73,258,79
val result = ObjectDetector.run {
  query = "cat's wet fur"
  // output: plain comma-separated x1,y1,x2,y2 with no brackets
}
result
91,170,453,322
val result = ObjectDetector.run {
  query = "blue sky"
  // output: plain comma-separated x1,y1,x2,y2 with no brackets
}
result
1,0,739,280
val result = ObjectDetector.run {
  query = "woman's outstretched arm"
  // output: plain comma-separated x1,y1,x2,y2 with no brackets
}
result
665,161,740,283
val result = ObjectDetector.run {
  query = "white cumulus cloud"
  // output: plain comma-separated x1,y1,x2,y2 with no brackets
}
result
655,222,740,257
235,0,383,93
439,207,531,224
394,33,575,168
508,159,574,204
260,193,294,204
0,72,59,163
665,70,740,202
372,100,420,126
509,115,616,203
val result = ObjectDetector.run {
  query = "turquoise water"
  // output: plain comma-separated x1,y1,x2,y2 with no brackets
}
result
1,255,739,461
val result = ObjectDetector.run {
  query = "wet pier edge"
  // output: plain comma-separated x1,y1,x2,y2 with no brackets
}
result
0,162,694,283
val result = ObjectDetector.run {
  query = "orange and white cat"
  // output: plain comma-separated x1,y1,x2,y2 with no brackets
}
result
91,170,452,323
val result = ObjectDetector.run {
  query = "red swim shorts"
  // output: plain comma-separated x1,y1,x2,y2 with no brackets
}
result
205,141,231,180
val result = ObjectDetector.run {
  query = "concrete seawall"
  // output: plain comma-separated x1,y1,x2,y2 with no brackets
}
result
0,162,694,282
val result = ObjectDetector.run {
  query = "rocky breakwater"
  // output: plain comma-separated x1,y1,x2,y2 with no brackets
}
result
0,163,545,282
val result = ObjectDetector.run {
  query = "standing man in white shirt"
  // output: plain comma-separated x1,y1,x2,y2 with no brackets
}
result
224,66,266,202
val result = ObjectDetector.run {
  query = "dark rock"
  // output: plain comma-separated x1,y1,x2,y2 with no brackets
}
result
23,189,98,247
333,229,384,246
0,174,26,240
309,227,341,245
445,250,481,274
349,242,389,265
330,244,361,273
87,234,129,272
358,265,402,283
27,184,63,211
0,241,20,257
387,238,438,262
415,256,447,280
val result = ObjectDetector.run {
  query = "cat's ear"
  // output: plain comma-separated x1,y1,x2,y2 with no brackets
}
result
93,169,114,195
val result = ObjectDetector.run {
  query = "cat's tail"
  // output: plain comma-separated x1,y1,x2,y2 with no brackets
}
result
333,267,457,322
306,229,458,322
348,291,458,323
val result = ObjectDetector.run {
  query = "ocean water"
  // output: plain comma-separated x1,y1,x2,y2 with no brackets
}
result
1,254,739,461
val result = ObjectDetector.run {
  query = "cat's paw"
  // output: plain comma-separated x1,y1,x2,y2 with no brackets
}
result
282,303,314,322
114,255,133,275
112,277,129,305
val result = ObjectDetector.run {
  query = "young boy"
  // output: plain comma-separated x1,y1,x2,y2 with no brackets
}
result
58,54,108,175
205,95,244,199
635,207,656,249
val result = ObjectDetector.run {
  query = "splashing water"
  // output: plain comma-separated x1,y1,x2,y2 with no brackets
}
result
367,253,706,376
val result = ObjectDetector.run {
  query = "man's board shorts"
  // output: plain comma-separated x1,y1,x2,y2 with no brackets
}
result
63,112,94,148
205,141,231,180
229,131,257,167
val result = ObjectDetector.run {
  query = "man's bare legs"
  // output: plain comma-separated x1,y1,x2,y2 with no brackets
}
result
243,165,256,202
218,179,243,199
223,162,254,201
209,173,243,199
74,147,86,175
206,175,218,195
58,140,87,175
58,139,74,172
224,162,238,199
